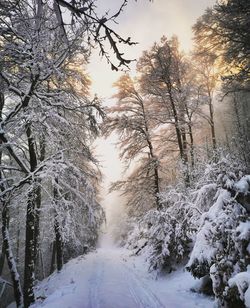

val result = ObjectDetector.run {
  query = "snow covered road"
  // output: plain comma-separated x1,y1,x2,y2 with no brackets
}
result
32,248,213,308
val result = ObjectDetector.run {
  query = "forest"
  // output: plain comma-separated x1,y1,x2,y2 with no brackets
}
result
0,0,249,307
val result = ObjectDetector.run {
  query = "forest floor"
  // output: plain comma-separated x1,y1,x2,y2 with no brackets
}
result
30,243,214,308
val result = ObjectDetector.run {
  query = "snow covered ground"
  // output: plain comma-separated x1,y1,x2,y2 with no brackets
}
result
31,243,214,308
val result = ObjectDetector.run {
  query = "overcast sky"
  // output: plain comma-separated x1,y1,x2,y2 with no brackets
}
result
91,0,216,222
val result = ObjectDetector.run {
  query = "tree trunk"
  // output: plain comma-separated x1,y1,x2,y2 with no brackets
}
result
232,94,248,166
184,100,195,169
0,242,6,275
153,165,161,209
34,187,41,264
23,192,37,307
2,204,24,307
141,100,161,210
34,136,46,267
39,250,45,279
50,242,56,274
0,93,6,276
208,95,216,150
16,220,20,267
54,217,63,271
147,148,161,209
53,180,63,271
24,124,38,308
166,86,184,160
0,93,5,276
1,93,23,306
178,95,189,186
188,123,195,168
181,127,190,186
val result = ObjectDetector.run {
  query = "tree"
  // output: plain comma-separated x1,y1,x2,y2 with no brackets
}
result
105,74,161,213
137,36,201,184
187,158,250,307
229,91,250,167
193,0,250,167
192,52,218,150
0,94,24,306
0,0,137,72
126,185,195,273
193,0,250,87
0,2,104,306
0,0,150,305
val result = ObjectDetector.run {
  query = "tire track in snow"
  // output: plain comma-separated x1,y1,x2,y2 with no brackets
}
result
88,257,104,308
123,262,165,308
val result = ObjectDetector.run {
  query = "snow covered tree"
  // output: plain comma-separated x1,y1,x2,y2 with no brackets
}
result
186,155,250,307
193,0,250,171
104,75,161,214
126,184,195,273
230,91,250,168
192,51,218,150
193,0,250,86
0,2,105,306
137,36,202,184
125,157,219,274
0,0,137,72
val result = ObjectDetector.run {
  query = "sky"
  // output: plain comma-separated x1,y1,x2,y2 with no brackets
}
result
88,0,216,98
91,0,216,228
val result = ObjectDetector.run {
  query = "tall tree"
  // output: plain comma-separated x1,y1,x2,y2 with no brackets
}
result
193,0,250,167
137,36,200,184
193,0,250,87
105,75,161,213
192,52,218,150
0,2,104,306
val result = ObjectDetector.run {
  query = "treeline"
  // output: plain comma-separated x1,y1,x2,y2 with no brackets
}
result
105,0,250,307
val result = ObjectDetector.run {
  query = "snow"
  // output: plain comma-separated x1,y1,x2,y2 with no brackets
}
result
228,266,250,308
234,175,250,194
247,243,250,254
187,189,231,268
31,246,214,308
203,189,231,220
236,221,250,240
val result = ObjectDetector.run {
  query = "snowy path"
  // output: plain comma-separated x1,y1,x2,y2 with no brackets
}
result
33,247,213,308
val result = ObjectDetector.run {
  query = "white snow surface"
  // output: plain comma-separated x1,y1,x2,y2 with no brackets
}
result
234,175,250,194
228,266,250,308
31,246,214,308
236,221,250,240
187,189,231,267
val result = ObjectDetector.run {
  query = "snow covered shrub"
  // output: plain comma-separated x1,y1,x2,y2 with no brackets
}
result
142,208,192,272
126,152,249,281
127,185,198,272
126,161,226,273
190,150,245,190
187,174,250,307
